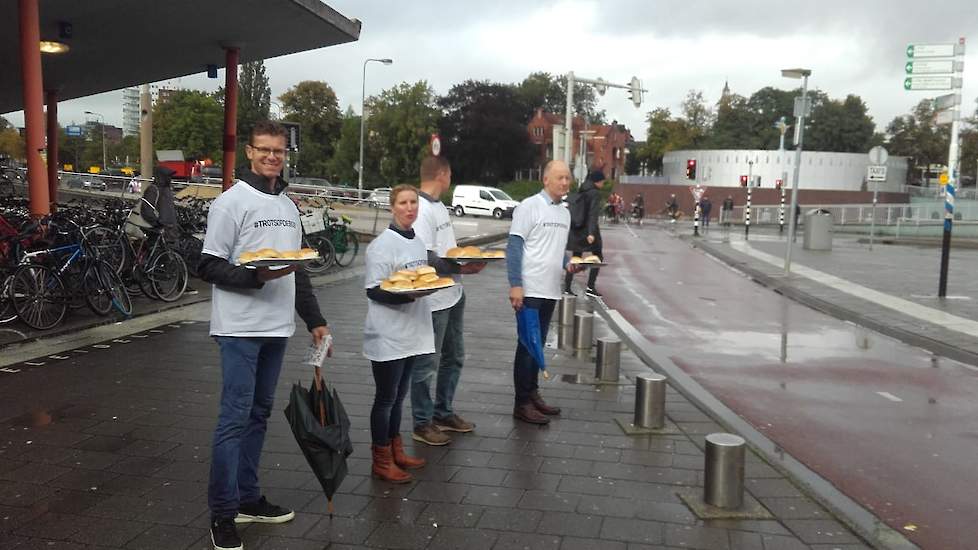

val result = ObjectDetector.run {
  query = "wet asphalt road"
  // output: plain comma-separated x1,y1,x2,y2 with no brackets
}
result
593,222,978,550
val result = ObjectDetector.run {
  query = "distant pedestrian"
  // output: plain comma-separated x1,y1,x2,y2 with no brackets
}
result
665,194,679,223
564,169,605,297
721,195,734,226
507,160,582,425
700,196,712,228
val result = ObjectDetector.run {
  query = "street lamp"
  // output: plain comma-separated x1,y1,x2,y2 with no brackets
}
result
780,68,811,275
358,58,393,198
84,110,107,172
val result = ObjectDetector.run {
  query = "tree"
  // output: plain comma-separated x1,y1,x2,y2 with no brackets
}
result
438,80,534,184
636,107,692,174
0,116,24,160
367,81,441,184
237,60,271,148
279,81,341,178
709,93,758,149
153,90,225,161
325,106,361,185
885,99,950,185
678,90,713,148
805,94,875,153
517,72,606,124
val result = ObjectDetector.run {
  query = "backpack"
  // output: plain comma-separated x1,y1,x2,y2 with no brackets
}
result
567,192,588,230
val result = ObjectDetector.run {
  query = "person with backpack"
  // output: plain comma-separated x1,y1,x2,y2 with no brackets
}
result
563,169,605,297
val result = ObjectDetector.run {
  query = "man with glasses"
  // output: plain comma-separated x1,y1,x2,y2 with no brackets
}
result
198,120,329,550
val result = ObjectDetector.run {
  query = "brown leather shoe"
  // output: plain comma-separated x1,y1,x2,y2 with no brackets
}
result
530,390,561,415
412,424,451,446
513,403,550,425
391,435,426,470
433,414,475,433
371,444,412,483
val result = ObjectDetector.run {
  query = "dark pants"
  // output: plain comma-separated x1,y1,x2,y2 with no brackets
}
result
371,356,420,446
513,297,556,407
564,242,603,290
208,336,288,519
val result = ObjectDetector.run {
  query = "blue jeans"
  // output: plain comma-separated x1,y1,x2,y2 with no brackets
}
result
411,293,466,429
513,297,555,407
208,336,287,519
371,356,419,446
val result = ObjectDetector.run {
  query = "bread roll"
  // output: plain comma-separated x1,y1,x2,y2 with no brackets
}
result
238,251,260,263
418,273,439,283
280,250,301,260
392,280,414,290
570,256,583,264
396,269,418,280
583,255,602,263
416,266,436,275
388,273,412,283
298,248,318,259
446,247,465,258
255,248,281,258
380,280,396,291
462,246,481,257
433,277,455,287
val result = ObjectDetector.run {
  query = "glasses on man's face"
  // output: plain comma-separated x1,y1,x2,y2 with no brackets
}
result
249,145,287,158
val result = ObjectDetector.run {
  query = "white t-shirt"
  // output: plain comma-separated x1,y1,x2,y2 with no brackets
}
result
509,191,570,300
363,228,436,362
202,180,300,337
414,193,463,312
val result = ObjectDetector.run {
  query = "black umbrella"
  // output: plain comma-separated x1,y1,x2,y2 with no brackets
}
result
284,367,353,516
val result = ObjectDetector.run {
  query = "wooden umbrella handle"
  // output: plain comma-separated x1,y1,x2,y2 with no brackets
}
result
314,366,327,425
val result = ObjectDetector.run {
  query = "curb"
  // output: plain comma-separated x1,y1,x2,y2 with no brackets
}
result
691,238,978,368
588,296,920,550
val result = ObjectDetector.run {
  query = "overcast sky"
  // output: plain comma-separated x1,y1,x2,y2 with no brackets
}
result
5,0,977,143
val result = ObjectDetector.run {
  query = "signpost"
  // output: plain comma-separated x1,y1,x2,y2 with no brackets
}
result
867,146,889,250
65,125,82,137
905,39,965,297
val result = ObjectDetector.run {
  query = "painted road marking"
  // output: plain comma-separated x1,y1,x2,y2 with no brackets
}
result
92,344,111,349
24,361,45,366
624,223,638,239
731,242,978,339
0,367,21,373
876,391,903,402
149,329,164,333
112,339,131,344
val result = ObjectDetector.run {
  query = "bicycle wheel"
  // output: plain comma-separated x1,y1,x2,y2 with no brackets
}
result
302,234,335,274
83,260,113,316
0,274,16,323
332,229,359,267
146,250,187,302
97,260,133,316
176,235,203,278
84,226,127,274
9,264,68,330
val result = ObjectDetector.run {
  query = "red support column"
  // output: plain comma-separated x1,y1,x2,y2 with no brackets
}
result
222,47,239,191
46,89,59,209
18,0,50,217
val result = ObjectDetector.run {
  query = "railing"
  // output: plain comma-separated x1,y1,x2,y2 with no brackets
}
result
720,202,978,226
903,184,978,200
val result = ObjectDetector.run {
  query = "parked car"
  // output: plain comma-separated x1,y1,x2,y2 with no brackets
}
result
64,176,106,191
368,187,391,208
451,185,518,219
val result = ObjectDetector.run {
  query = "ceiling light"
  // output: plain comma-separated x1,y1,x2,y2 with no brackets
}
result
39,40,69,54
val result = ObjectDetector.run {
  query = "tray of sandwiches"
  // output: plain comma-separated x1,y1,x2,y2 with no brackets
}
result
570,255,607,268
380,266,457,297
237,248,321,267
441,245,506,264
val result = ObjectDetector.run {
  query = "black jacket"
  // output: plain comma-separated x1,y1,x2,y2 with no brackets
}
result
197,170,327,332
568,179,601,250
141,166,178,228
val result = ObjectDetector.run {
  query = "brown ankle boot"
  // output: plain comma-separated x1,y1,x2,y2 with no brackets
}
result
530,391,561,415
513,403,550,425
371,444,412,483
391,435,426,470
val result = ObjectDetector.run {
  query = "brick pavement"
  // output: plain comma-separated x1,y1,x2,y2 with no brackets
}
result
0,261,868,549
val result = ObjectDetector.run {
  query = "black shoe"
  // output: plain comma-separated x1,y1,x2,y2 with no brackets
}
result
235,496,295,524
184,286,199,295
211,517,242,550
585,287,602,298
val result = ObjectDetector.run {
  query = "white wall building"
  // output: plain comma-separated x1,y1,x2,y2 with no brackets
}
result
121,87,139,137
662,149,908,192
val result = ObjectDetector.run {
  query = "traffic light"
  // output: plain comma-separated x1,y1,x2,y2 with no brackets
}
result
740,175,748,187
686,159,697,180
775,179,783,190
628,76,643,108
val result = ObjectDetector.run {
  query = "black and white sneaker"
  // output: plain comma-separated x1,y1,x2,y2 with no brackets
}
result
235,496,295,524
211,517,243,550
585,287,602,298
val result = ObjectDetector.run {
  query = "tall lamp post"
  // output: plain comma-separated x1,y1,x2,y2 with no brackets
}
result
358,58,393,198
780,68,811,275
84,110,107,171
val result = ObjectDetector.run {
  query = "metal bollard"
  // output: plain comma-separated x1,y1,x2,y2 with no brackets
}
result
572,312,593,350
594,337,621,382
559,294,577,327
703,433,746,509
557,324,574,350
633,374,666,429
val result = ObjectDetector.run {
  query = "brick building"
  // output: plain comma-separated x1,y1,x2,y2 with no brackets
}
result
526,108,633,180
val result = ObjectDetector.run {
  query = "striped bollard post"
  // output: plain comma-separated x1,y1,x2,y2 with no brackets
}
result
744,188,751,240
779,187,785,234
693,201,700,236
938,181,955,297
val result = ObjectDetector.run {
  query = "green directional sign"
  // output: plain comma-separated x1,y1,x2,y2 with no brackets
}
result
906,60,956,74
907,43,958,58
904,75,956,91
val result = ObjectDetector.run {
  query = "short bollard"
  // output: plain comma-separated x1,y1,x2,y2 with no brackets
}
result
572,312,593,350
703,433,746,509
559,294,577,327
594,337,621,382
634,374,666,429
557,324,574,350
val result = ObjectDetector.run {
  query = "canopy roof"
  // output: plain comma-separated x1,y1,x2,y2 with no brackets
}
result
1,0,360,113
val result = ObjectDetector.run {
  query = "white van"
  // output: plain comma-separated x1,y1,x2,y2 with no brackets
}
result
451,185,519,219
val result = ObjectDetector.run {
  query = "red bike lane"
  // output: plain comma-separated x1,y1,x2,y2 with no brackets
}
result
594,226,978,550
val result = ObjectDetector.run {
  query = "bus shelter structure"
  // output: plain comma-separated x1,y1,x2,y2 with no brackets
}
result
1,0,360,216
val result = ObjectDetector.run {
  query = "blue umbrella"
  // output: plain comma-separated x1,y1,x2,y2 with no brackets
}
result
516,307,549,379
